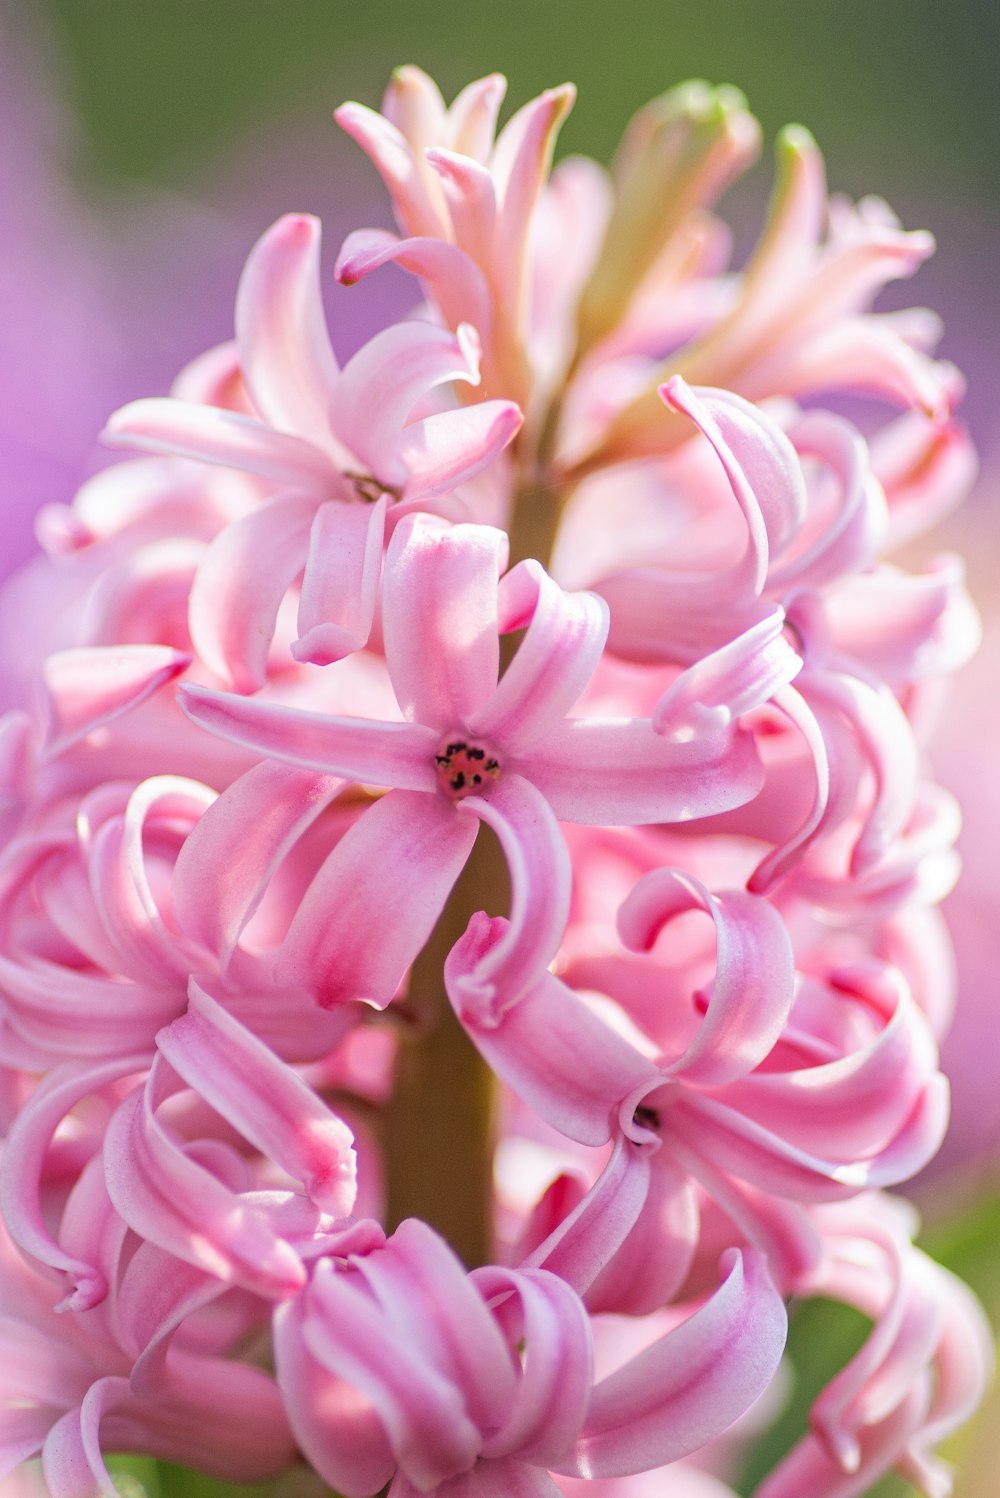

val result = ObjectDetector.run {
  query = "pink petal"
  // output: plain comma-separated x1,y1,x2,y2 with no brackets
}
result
336,229,495,345
335,101,446,239
446,773,571,1021
383,514,506,730
171,758,342,969
156,982,356,1216
661,378,807,593
447,922,654,1144
43,645,190,755
103,399,335,493
523,717,764,826
617,868,795,1084
561,1250,786,1478
179,682,439,790
398,401,523,502
473,1266,592,1466
274,789,477,1009
652,609,802,742
491,85,576,319
470,561,608,752
293,495,387,665
234,213,341,446
103,1062,308,1298
189,491,319,691
335,322,483,488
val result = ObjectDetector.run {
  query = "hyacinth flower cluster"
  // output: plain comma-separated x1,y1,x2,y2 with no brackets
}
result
0,65,991,1498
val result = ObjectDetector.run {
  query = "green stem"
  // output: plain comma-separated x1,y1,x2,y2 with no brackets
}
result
379,471,566,1266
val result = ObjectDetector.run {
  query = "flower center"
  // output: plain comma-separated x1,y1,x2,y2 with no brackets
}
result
434,738,501,801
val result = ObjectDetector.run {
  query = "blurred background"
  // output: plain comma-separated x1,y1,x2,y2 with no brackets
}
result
2,2,998,1491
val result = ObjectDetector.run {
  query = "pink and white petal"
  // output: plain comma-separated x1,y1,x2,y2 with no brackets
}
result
0,1055,148,1307
523,717,764,826
427,148,498,268
474,1267,592,1466
383,515,506,729
274,1291,397,1498
41,1378,130,1498
492,86,576,317
560,1250,786,1478
805,670,919,875
103,1067,307,1298
302,1259,483,1490
599,568,775,667
156,983,357,1216
42,645,190,756
335,102,446,239
362,1219,516,1436
871,412,977,549
189,491,319,691
753,1388,930,1498
447,919,654,1142
447,774,571,1020
617,869,795,1084
824,559,981,683
235,214,341,445
336,230,496,348
652,609,801,742
0,1406,51,1480
171,759,341,969
103,399,335,494
768,412,885,590
293,495,387,665
447,72,508,160
471,562,608,752
335,322,483,488
85,777,214,986
661,378,807,590
179,683,438,790
528,1140,697,1317
274,789,477,1009
398,401,522,502
747,682,833,894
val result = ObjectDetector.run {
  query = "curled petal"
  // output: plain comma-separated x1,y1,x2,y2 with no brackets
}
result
447,922,655,1143
336,229,495,345
335,322,483,488
43,645,190,756
189,492,319,691
398,401,522,502
447,774,571,1020
560,1250,786,1478
235,213,341,444
652,609,801,743
617,867,795,1084
471,561,609,752
156,983,356,1216
171,759,341,970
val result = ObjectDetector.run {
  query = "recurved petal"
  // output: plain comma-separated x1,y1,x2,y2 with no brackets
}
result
398,401,522,502
335,322,483,488
447,918,654,1143
189,491,320,691
156,983,357,1216
560,1249,786,1478
617,867,795,1084
335,230,496,348
470,561,608,753
43,645,190,756
235,213,342,446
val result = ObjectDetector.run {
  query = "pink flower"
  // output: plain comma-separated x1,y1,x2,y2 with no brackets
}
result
274,1216,786,1496
178,514,765,1014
